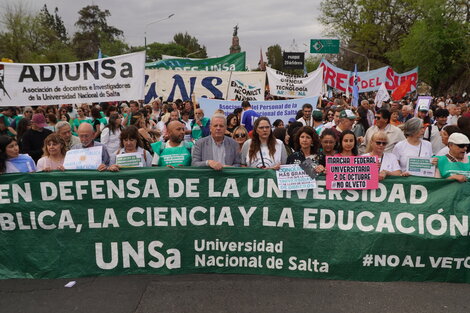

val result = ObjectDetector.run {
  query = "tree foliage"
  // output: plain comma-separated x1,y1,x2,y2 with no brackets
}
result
0,4,74,62
172,32,207,58
72,5,127,60
320,0,470,94
266,44,283,70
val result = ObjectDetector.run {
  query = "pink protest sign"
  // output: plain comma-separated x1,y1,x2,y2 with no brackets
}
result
326,156,379,190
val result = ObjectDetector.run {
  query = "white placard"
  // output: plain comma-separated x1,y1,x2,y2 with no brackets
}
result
276,164,316,191
116,152,143,168
63,146,103,170
406,157,436,177
266,67,323,98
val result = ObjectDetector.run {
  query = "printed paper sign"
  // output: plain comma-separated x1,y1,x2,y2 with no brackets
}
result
266,67,323,98
0,52,145,106
414,96,433,116
276,164,316,191
407,157,436,177
326,156,379,190
63,146,103,170
116,152,143,168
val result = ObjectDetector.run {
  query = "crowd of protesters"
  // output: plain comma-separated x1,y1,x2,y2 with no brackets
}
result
1,94,470,183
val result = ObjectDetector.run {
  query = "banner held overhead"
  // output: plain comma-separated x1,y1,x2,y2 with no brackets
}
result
145,52,246,71
266,67,323,98
0,52,145,107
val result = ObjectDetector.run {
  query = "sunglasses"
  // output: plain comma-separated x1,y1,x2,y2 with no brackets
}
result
234,133,246,138
455,144,468,148
375,141,388,146
374,116,382,120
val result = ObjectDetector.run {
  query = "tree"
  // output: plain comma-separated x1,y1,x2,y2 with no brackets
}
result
393,0,469,92
72,5,127,59
172,32,207,58
0,3,74,62
131,42,188,62
266,44,283,70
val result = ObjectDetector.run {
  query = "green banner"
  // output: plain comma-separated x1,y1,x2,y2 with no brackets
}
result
1,168,470,282
145,52,246,71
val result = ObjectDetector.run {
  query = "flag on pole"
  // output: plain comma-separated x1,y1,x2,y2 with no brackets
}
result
391,77,412,101
374,82,390,108
351,64,359,107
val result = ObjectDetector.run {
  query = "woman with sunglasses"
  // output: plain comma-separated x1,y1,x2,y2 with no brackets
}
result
392,117,434,173
225,114,239,137
232,126,248,152
240,117,287,169
363,131,401,180
435,133,470,182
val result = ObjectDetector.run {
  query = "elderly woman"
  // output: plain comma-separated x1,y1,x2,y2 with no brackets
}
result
436,125,460,156
434,133,470,182
108,126,153,170
240,117,287,169
363,131,401,180
0,136,36,173
392,117,433,173
36,133,66,172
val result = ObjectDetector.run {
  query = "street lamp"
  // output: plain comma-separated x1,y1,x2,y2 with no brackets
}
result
144,13,175,60
340,46,370,72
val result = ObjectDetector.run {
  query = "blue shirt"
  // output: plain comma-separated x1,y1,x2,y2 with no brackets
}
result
241,109,260,132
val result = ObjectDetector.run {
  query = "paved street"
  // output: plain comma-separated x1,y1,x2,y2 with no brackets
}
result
1,274,470,313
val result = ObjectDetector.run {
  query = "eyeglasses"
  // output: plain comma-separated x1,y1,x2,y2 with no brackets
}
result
375,141,388,146
327,113,334,116
455,144,468,149
234,133,246,138
374,116,382,120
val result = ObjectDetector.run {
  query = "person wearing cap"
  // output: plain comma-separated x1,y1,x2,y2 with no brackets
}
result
21,113,53,162
331,109,356,140
359,109,405,154
435,133,470,182
312,109,325,135
392,117,434,173
297,103,314,127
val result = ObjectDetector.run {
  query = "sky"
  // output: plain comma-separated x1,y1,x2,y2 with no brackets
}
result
5,0,328,68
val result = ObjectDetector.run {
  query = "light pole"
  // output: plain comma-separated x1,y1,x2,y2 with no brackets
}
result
340,46,370,72
144,13,175,61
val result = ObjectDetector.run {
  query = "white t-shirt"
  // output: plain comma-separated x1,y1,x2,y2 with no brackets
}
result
436,146,449,156
392,139,433,172
362,152,401,172
240,139,286,168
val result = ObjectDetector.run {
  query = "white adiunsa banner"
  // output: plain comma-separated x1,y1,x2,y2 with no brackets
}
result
266,66,323,99
0,52,145,107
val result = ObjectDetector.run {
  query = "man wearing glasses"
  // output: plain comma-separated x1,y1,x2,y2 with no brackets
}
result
359,109,405,154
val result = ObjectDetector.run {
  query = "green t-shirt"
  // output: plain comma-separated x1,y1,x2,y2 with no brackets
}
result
436,155,470,178
151,141,193,167
191,117,210,141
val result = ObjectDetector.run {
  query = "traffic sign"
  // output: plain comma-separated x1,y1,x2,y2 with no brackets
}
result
310,39,340,54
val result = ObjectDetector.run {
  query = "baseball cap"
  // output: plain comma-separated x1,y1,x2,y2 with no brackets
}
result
31,114,47,127
418,104,429,112
448,133,470,145
339,109,356,120
312,109,323,119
